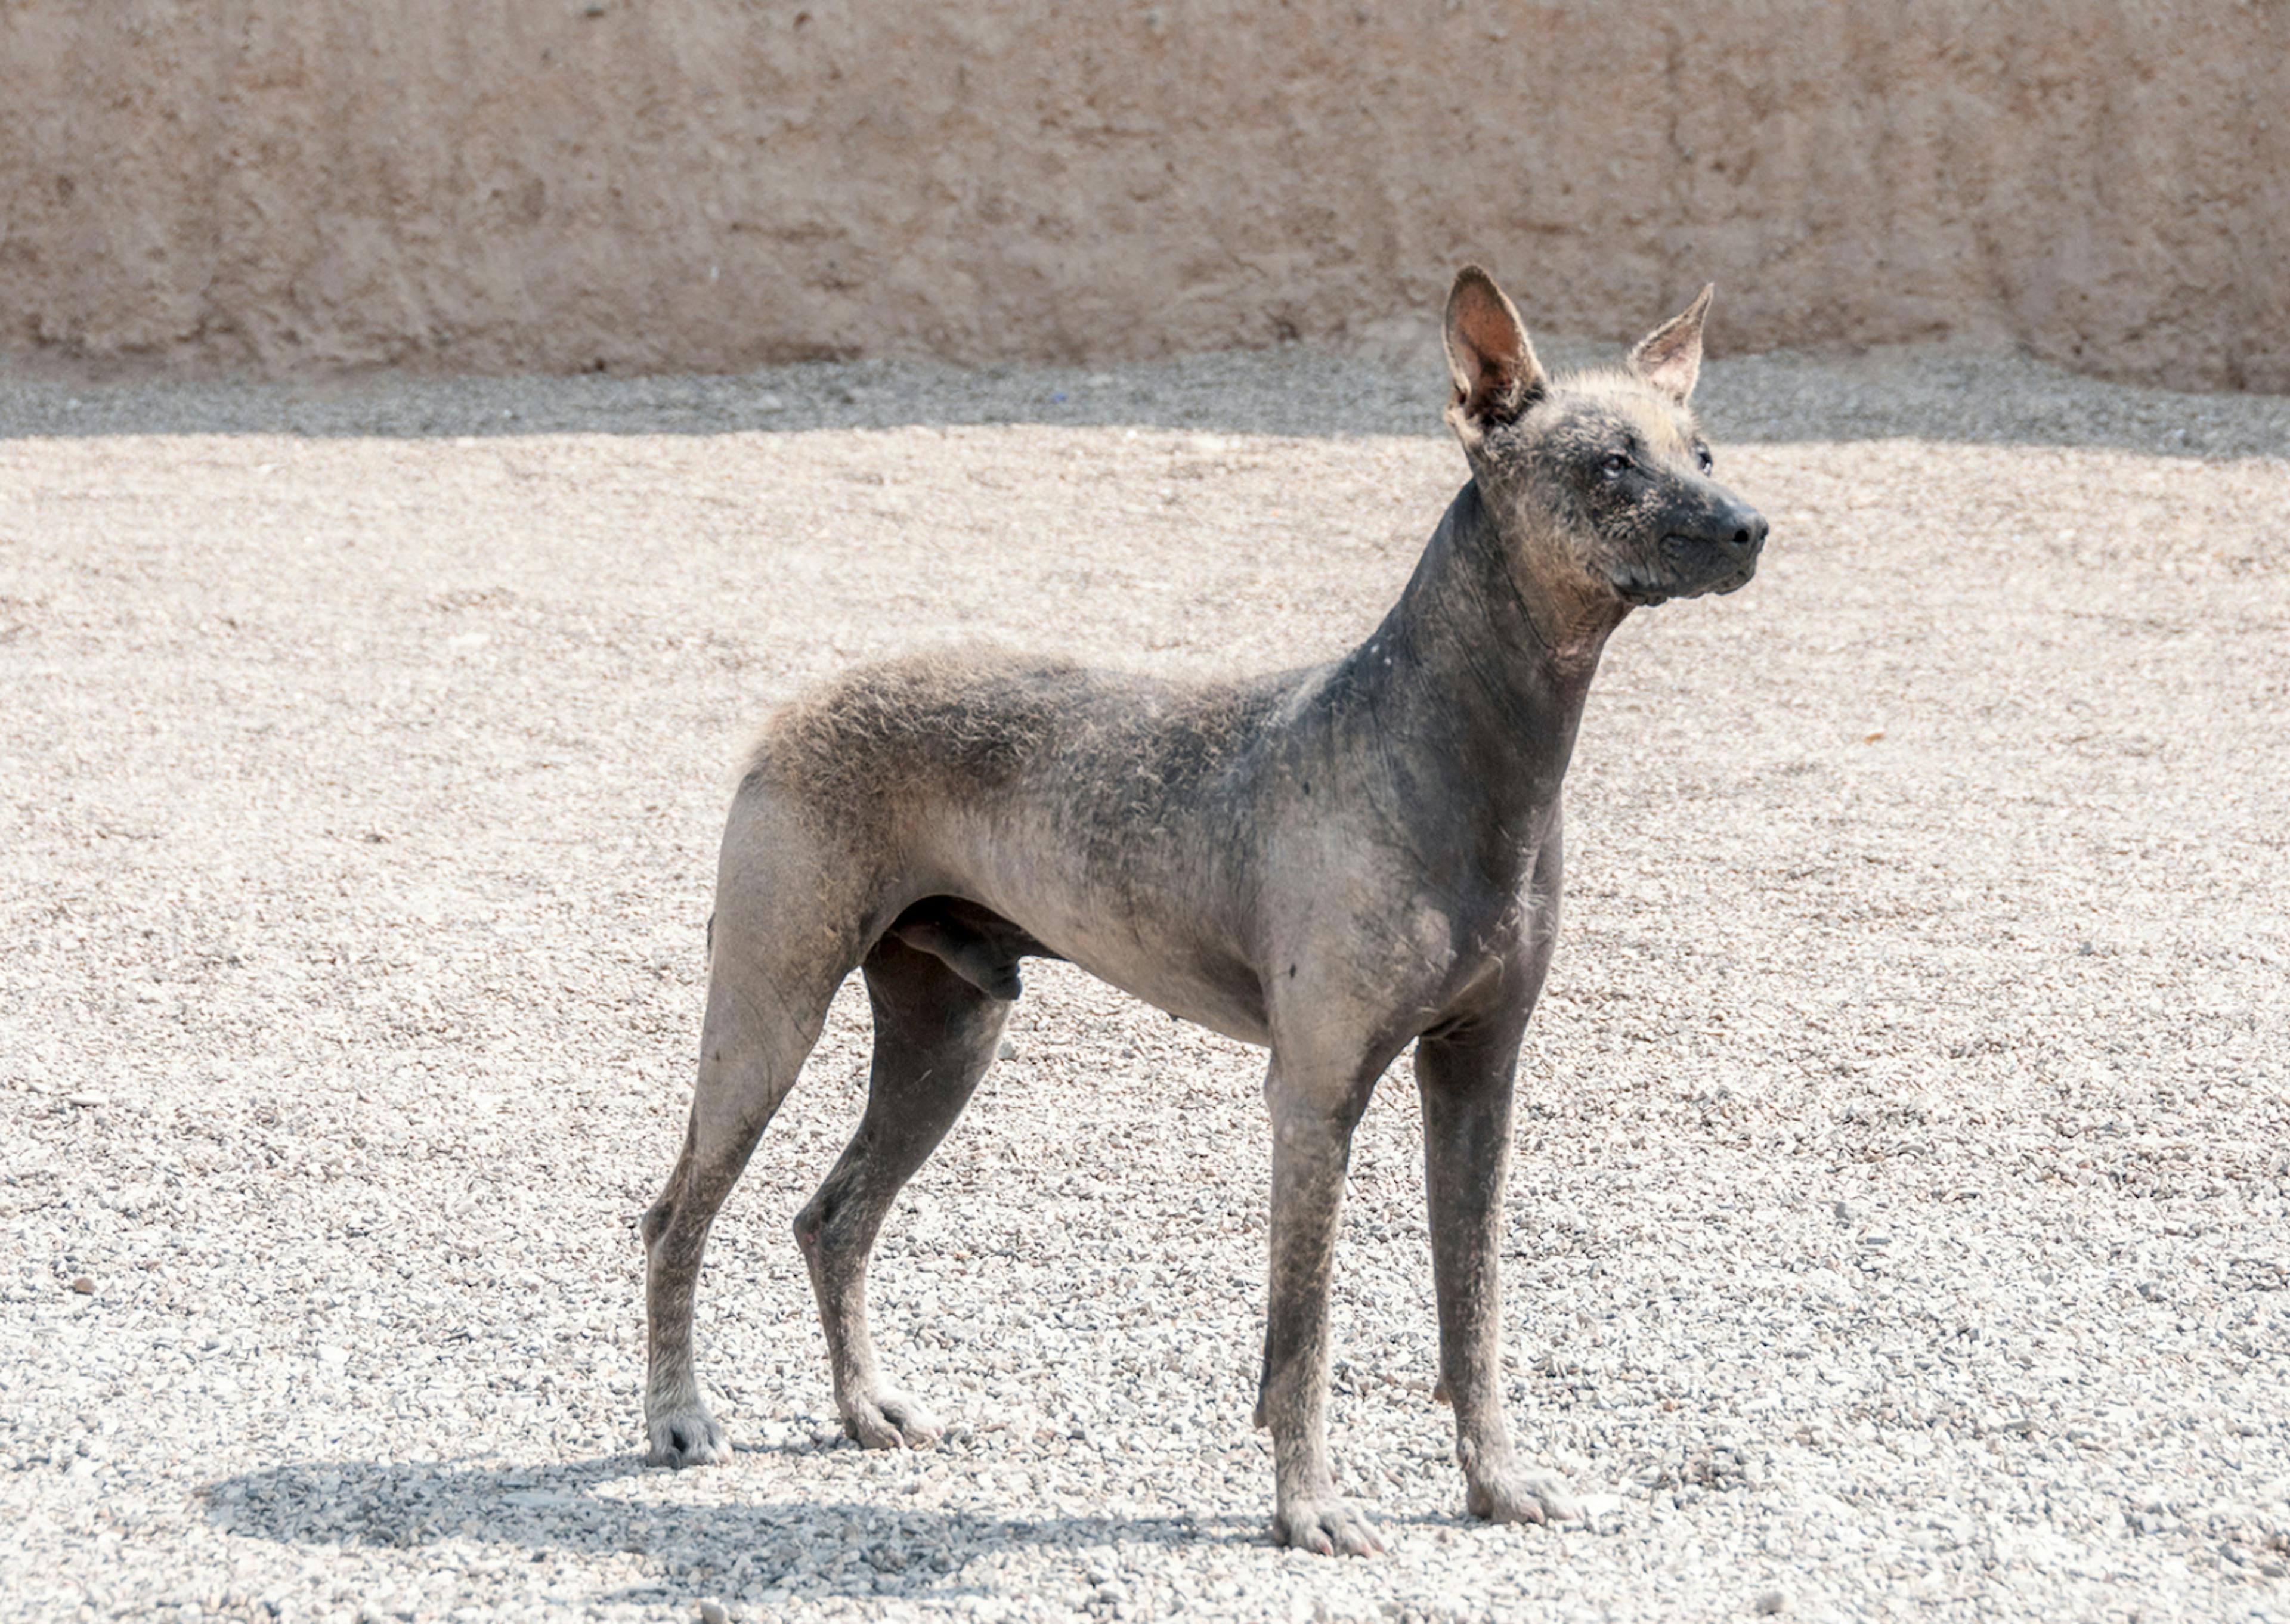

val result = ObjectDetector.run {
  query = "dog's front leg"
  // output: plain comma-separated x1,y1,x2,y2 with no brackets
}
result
1416,1026,1580,1527
1257,1064,1384,1556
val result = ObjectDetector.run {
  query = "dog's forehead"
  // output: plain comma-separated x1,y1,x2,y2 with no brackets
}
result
1543,370,1700,457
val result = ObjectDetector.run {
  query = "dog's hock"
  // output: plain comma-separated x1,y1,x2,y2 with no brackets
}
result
1442,266,1545,434
1626,284,1715,405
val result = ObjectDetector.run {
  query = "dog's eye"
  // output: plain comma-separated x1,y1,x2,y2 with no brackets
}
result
1695,444,1715,473
1602,452,1633,476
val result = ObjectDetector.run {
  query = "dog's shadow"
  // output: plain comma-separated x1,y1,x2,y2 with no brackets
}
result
204,1453,1268,1605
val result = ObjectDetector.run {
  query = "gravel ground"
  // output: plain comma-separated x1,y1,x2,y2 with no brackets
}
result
2,340,2287,1624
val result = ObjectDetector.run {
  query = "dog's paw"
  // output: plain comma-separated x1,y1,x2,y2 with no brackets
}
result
1273,1496,1385,1557
840,1387,942,1451
645,1403,731,1468
1467,1467,1580,1526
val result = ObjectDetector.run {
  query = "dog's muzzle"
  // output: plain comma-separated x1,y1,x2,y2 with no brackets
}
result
1653,502,1768,599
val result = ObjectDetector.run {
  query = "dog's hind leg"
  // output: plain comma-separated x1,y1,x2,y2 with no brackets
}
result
794,930,1010,1449
642,839,852,1468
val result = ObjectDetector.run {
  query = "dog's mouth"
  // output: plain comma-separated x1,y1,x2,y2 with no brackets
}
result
1621,533,1761,605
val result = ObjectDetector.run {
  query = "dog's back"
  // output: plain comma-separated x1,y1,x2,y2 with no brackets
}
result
750,647,1301,853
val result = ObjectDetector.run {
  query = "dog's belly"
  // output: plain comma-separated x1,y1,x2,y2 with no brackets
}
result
1057,934,1273,1047
983,890,1273,1046
917,798,1274,1046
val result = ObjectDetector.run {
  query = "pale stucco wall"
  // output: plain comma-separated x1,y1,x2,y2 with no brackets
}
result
3,2,2283,389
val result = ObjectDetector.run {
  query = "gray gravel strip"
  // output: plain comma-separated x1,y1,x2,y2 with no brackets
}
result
2,342,2286,1623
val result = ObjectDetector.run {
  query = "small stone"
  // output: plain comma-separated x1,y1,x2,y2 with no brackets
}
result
1754,1590,1788,1616
998,1040,1018,1061
697,1600,729,1624
70,1276,94,1294
67,1094,110,1108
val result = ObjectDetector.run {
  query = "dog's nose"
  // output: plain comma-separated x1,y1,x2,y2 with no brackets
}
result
1726,509,1768,556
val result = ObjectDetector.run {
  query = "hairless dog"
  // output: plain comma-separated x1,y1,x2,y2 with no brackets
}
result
639,265,1768,1555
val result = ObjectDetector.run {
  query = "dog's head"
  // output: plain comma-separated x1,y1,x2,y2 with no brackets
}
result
1441,267,1766,613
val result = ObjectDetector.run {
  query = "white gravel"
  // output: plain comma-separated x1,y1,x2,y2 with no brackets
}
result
2,342,2287,1624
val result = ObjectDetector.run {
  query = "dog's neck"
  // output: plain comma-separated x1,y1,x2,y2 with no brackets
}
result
1326,481,1626,848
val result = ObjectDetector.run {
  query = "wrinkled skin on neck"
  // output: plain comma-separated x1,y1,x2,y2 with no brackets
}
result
1328,481,1608,870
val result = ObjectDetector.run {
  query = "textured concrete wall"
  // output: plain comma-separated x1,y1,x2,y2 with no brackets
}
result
2,2,2283,389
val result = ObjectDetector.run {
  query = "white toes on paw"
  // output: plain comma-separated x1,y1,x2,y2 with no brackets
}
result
646,1406,731,1468
1274,1497,1386,1557
1472,1469,1582,1526
843,1389,943,1451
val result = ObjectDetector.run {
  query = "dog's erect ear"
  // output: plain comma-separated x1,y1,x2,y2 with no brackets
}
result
1443,266,1545,434
1627,284,1714,405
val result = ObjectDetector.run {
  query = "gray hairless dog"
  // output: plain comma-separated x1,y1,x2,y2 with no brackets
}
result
640,265,1767,1555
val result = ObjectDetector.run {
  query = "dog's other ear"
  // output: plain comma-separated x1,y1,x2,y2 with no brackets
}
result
1627,284,1714,405
1443,266,1545,435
